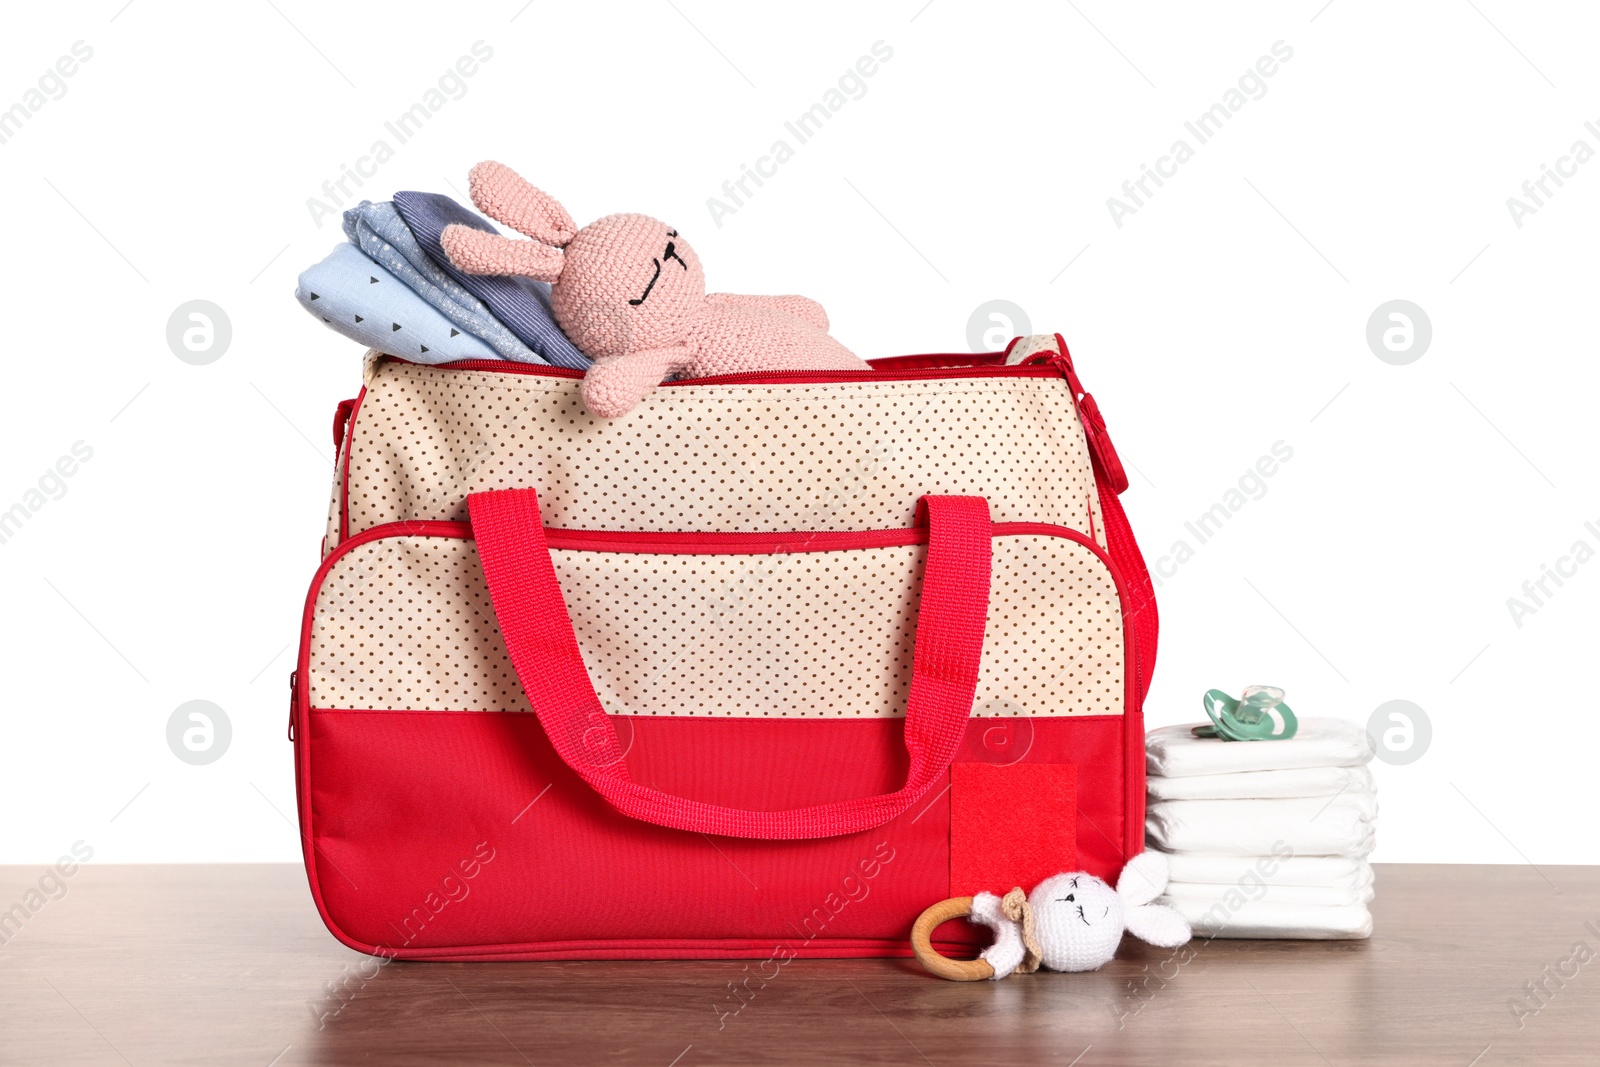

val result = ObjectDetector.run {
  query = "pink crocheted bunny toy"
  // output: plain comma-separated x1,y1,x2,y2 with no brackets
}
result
440,161,869,418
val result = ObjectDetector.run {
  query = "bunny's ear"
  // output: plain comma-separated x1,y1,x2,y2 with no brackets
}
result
1117,850,1171,909
467,161,577,247
1124,902,1192,948
1117,853,1191,948
441,223,564,282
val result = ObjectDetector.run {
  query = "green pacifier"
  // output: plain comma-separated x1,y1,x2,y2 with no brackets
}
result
1194,685,1299,741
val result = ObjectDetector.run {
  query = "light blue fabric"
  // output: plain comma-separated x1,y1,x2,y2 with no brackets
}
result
295,243,502,364
341,201,543,364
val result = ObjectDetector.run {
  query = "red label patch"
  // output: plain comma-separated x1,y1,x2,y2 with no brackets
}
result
950,762,1077,896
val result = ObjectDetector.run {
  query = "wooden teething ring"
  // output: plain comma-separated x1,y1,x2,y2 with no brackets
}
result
910,896,996,981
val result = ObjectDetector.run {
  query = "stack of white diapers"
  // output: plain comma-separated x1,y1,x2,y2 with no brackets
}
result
1144,718,1378,939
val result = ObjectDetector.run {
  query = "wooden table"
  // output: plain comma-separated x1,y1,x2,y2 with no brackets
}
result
1,864,1595,1065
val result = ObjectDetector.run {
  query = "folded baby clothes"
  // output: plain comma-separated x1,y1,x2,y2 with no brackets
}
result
1147,764,1374,802
1146,718,1375,778
1146,794,1377,856
1164,880,1375,908
341,200,541,364
1160,894,1373,940
393,190,591,370
1162,852,1375,890
295,244,501,364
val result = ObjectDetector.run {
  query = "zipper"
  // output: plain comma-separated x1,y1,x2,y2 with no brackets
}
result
395,355,1064,387
317,518,1114,557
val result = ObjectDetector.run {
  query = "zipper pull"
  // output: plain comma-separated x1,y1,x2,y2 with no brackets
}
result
1075,390,1129,495
1022,336,1131,496
287,670,298,743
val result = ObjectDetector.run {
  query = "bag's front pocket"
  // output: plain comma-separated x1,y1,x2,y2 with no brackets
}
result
303,520,1128,719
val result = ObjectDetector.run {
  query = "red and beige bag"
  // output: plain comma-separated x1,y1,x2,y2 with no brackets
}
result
292,333,1157,960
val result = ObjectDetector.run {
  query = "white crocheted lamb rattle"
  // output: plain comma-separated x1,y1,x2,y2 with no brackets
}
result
911,851,1191,980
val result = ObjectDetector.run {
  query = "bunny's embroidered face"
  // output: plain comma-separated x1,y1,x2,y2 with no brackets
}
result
552,213,706,359
436,162,710,362
1028,872,1126,972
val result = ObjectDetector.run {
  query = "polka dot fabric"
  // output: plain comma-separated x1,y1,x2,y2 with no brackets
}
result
336,358,1107,546
307,530,1124,718
310,536,525,713
322,468,342,558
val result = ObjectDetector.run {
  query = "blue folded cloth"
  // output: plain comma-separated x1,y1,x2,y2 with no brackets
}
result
341,201,542,364
295,243,502,364
394,190,591,370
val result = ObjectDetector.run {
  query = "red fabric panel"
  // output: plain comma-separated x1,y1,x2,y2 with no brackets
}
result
949,763,1077,897
1097,479,1157,707
1089,394,1155,860
466,487,995,840
297,711,1129,960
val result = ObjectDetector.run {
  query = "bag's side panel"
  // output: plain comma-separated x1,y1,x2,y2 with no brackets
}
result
340,363,1103,539
1096,477,1155,863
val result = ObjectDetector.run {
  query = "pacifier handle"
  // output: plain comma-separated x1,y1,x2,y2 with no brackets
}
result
910,896,996,981
1198,687,1298,741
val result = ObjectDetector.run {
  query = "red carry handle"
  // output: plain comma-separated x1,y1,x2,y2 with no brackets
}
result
468,487,993,840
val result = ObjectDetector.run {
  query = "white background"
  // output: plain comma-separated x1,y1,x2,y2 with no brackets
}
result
1,0,1593,867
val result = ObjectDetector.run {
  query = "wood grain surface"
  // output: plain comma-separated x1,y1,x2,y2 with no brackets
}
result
0,863,1595,1066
